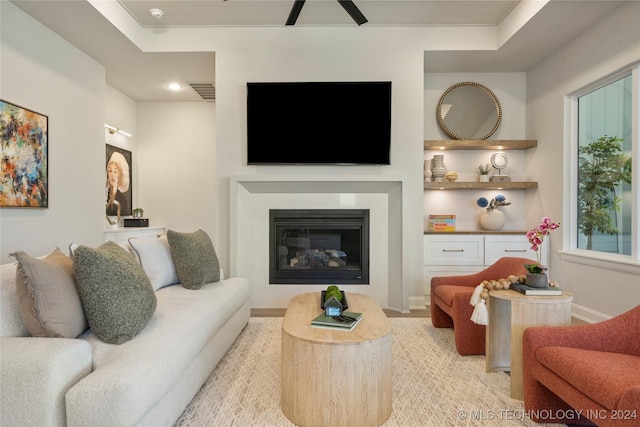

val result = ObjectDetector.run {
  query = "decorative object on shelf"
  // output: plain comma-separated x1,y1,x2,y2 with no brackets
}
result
428,214,455,232
431,154,446,182
478,163,490,182
477,194,510,231
424,159,432,182
489,151,511,182
436,82,502,140
124,218,149,227
477,194,510,212
132,208,144,218
445,171,458,182
0,100,48,208
480,210,505,231
524,216,560,287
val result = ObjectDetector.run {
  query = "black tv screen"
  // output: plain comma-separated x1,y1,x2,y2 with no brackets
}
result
247,81,391,165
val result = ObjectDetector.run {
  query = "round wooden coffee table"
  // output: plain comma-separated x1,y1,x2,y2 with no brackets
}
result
281,292,392,427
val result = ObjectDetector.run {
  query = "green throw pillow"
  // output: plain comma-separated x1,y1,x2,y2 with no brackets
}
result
167,229,220,290
73,241,157,344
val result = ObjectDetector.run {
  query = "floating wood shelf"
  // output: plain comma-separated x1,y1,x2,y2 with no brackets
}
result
424,181,538,190
424,140,538,150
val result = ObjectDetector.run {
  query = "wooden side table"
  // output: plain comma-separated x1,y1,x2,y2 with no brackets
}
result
281,292,392,427
486,289,573,400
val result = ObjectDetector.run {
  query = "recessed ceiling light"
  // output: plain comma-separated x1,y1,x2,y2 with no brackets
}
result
167,83,183,91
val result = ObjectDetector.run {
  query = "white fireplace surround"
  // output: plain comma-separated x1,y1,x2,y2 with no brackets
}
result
230,175,407,310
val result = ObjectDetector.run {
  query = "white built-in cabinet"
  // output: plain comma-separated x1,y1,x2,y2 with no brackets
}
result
104,226,166,243
423,233,548,299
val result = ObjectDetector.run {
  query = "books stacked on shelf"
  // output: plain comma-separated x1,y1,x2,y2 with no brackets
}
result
310,311,363,331
428,214,456,232
511,283,563,296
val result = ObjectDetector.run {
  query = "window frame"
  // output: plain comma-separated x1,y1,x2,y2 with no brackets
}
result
561,64,640,274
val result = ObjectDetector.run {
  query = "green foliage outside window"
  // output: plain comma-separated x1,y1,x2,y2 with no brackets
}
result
577,135,631,250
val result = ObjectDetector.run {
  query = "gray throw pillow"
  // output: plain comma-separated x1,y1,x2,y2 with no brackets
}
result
73,241,156,344
11,248,88,338
167,229,220,290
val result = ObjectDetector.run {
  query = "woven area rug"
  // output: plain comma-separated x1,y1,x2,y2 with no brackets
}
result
175,317,564,427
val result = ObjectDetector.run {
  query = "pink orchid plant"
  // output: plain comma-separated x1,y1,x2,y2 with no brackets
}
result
524,217,560,273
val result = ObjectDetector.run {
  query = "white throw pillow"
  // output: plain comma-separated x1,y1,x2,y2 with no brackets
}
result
128,235,179,291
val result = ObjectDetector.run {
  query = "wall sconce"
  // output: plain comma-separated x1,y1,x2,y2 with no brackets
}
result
105,124,132,138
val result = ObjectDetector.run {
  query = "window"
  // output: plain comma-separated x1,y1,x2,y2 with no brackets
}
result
577,74,633,255
570,66,639,267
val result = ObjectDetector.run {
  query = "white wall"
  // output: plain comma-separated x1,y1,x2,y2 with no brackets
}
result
136,102,216,238
105,85,138,218
211,32,425,311
0,2,106,263
526,1,640,319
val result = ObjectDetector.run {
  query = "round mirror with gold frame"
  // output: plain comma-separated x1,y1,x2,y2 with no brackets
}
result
436,82,502,140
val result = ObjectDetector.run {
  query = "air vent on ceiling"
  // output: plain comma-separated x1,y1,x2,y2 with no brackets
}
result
187,82,216,101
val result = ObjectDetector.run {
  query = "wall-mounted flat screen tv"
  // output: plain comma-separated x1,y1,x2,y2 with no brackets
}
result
247,81,391,165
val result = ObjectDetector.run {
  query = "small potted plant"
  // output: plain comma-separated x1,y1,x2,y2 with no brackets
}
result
524,217,560,287
132,208,144,219
478,164,490,182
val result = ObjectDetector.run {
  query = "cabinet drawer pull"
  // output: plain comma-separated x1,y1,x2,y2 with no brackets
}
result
504,249,526,252
442,249,464,252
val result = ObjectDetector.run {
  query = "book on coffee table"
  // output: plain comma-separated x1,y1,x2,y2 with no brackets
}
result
310,311,363,331
511,283,563,296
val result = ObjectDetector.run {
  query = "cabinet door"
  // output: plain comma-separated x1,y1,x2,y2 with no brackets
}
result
423,235,484,266
423,265,484,297
484,234,547,266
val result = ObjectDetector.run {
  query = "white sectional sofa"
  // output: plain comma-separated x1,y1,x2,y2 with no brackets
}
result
0,231,251,427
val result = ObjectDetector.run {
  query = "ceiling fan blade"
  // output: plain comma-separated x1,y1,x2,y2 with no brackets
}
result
338,0,368,26
286,0,306,26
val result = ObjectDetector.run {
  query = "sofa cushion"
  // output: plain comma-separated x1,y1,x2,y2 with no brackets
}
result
434,285,474,308
73,241,157,344
167,229,220,290
128,235,179,291
537,346,640,410
67,276,250,426
10,249,88,338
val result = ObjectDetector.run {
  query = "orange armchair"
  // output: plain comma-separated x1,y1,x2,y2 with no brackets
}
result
430,256,534,355
523,304,640,427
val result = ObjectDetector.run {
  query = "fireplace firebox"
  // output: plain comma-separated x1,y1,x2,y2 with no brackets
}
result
269,209,369,284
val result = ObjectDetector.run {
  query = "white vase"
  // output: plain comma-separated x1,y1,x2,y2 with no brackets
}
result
480,210,505,231
431,155,446,182
479,175,490,182
424,159,432,182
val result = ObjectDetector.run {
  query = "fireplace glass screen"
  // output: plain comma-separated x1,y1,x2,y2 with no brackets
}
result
269,209,369,284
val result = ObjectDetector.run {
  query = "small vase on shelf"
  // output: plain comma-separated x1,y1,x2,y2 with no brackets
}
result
431,155,446,182
424,159,432,182
479,175,490,183
480,210,505,231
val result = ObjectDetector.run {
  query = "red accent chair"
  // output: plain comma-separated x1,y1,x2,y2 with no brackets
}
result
430,256,534,356
523,305,640,427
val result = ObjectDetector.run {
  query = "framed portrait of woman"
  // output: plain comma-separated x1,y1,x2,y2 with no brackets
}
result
105,144,132,217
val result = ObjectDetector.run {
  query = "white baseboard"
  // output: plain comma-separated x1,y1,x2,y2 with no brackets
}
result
571,303,612,324
409,296,427,311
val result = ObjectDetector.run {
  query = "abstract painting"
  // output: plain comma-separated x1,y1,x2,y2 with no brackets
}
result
0,100,48,208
